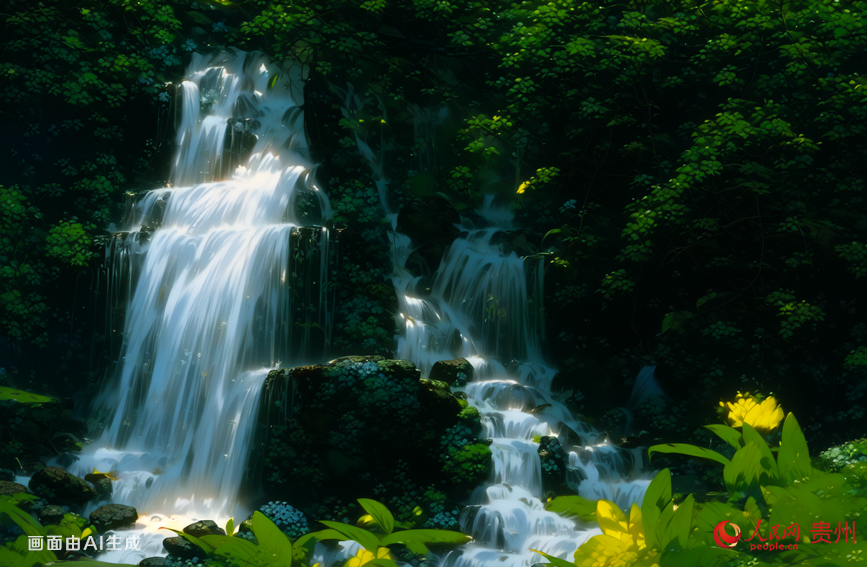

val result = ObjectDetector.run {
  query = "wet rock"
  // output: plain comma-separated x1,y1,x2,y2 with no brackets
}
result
139,558,171,567
430,358,473,387
86,475,113,501
0,388,64,444
0,468,14,481
184,519,225,537
163,536,204,560
90,504,138,532
417,379,463,417
39,505,68,525
28,466,96,507
538,436,572,496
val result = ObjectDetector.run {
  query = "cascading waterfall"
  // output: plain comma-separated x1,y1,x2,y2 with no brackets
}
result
341,91,652,566
75,49,333,561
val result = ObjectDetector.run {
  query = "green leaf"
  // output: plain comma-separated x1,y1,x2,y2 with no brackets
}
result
704,424,743,450
226,518,234,536
648,443,731,467
318,521,381,551
358,499,395,535
251,511,293,566
741,424,780,484
379,529,471,550
530,549,579,567
641,468,672,550
723,442,763,492
544,495,597,522
202,535,265,565
777,413,812,484
160,527,216,555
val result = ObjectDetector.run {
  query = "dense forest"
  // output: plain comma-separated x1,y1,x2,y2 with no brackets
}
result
1,0,866,566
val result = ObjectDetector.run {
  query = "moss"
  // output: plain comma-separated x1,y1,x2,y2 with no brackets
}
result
441,443,492,491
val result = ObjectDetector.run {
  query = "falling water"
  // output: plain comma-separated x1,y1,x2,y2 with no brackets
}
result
339,90,653,565
74,49,333,561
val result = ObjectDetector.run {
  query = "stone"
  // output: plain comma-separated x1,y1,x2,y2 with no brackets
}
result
417,379,463,417
0,468,14,481
184,519,225,537
39,505,68,525
538,436,573,496
138,558,171,567
164,535,206,560
89,504,138,532
430,358,473,387
28,466,96,507
0,480,29,497
84,473,113,501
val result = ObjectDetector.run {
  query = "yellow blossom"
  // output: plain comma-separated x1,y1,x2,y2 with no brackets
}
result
345,547,393,567
721,392,784,434
570,500,660,567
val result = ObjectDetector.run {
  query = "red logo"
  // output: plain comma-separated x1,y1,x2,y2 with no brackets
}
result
714,521,742,548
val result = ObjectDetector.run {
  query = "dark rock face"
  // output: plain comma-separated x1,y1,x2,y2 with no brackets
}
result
418,379,463,417
28,466,96,506
138,558,171,567
184,519,225,537
39,505,68,525
85,473,113,501
163,536,204,560
396,197,461,273
0,468,14,481
429,358,474,387
89,504,138,532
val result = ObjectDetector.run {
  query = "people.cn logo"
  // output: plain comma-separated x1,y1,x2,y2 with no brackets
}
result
714,521,742,548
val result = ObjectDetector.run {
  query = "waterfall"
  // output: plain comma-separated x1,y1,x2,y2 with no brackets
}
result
75,49,333,560
342,92,652,565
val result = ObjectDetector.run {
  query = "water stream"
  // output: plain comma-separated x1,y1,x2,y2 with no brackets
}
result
71,47,648,566
73,49,333,562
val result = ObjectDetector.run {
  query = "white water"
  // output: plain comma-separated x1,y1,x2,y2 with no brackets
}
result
73,49,332,563
342,94,653,565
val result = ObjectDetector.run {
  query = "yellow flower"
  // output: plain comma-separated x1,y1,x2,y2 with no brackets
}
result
345,547,393,567
572,500,659,567
722,392,784,434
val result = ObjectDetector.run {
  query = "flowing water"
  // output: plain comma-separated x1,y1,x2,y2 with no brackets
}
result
73,49,333,562
344,97,653,567
73,47,648,566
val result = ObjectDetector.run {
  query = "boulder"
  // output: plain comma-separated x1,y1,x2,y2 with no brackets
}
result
90,504,138,532
538,436,572,496
417,379,463,417
163,536,204,560
39,505,68,525
430,358,473,387
0,468,14,481
28,466,96,506
0,480,29,498
139,558,171,567
84,473,113,500
184,519,225,537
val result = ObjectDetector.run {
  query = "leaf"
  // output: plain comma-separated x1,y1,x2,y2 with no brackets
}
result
704,424,743,450
740,424,780,484
358,499,395,535
641,468,672,550
202,535,264,565
379,529,471,550
777,413,811,484
0,499,45,537
530,549,579,567
318,521,381,552
160,527,216,555
723,442,763,493
251,511,293,566
648,443,731,467
595,500,626,537
226,518,234,536
544,495,597,522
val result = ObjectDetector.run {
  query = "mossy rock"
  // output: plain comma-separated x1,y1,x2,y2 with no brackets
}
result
28,466,96,507
0,387,64,445
89,504,138,532
184,519,225,537
442,443,492,493
430,358,474,387
538,436,572,496
417,379,463,418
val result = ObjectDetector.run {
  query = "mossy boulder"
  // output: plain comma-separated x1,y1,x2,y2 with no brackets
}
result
163,536,204,560
255,356,488,524
184,520,225,537
0,480,29,498
429,358,473,387
89,504,138,532
39,505,68,525
28,466,95,507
